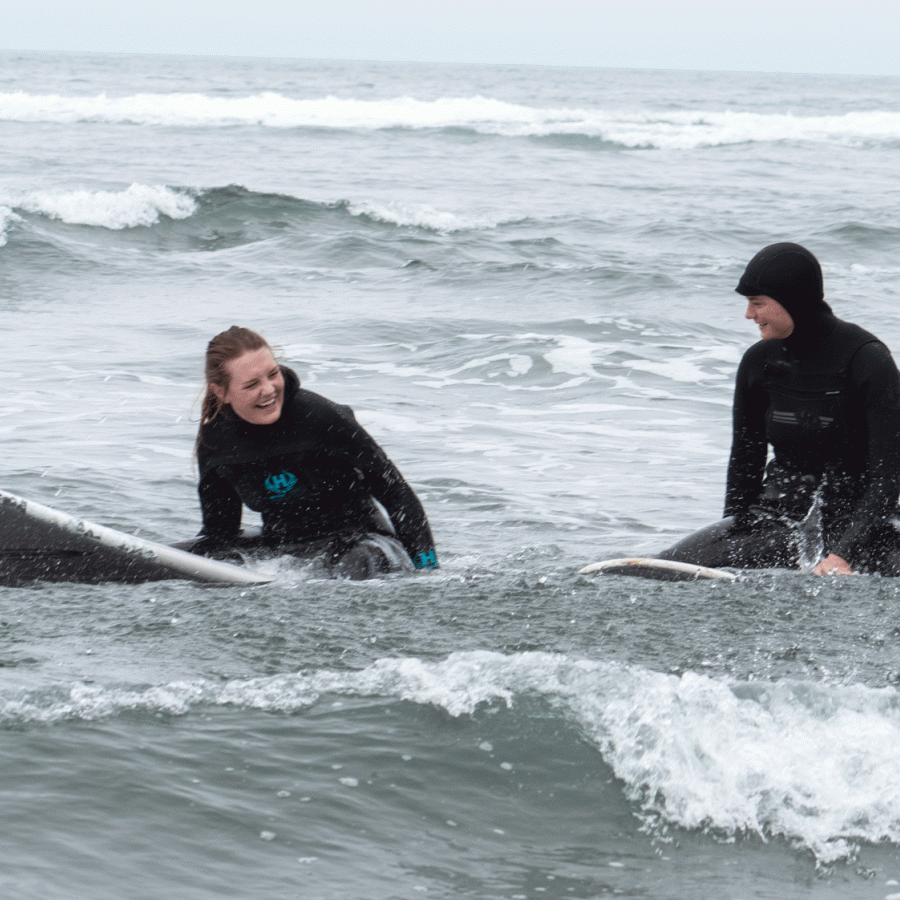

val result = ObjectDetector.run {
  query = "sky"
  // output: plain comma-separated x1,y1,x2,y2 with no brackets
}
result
4,0,900,78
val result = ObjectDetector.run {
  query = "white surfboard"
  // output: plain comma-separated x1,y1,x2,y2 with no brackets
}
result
0,489,272,586
578,556,736,582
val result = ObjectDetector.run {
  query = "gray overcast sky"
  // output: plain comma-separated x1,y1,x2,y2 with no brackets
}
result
4,0,900,77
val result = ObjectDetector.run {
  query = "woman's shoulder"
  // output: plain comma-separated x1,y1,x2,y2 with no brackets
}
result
196,413,235,473
289,384,358,426
276,366,354,422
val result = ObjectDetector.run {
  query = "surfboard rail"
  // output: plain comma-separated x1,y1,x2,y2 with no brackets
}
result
578,556,736,582
0,489,272,586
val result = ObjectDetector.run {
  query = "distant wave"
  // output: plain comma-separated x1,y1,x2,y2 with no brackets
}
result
5,650,900,863
0,184,504,249
2,91,900,148
1,184,196,232
345,198,502,232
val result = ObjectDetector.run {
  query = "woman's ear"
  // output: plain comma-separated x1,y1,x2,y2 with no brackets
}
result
210,382,226,402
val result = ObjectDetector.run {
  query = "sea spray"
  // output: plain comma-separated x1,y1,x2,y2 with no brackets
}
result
4,650,900,863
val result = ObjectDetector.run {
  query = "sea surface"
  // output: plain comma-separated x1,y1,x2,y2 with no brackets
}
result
2,50,900,899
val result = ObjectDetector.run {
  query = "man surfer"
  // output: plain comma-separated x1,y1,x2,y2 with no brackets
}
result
657,242,900,575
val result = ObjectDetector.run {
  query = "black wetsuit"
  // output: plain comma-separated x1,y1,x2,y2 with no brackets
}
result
660,315,900,573
192,367,438,576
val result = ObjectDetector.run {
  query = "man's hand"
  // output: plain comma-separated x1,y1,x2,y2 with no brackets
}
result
812,553,853,576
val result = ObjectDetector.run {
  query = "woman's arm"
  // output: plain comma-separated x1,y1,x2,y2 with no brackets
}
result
198,468,243,540
321,402,439,568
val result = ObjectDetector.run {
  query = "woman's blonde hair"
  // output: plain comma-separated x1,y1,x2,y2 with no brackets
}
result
198,325,272,437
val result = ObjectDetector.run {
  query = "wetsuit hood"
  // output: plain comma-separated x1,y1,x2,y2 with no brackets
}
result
735,242,833,329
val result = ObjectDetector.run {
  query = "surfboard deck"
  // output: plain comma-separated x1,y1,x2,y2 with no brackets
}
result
578,557,736,582
0,489,272,586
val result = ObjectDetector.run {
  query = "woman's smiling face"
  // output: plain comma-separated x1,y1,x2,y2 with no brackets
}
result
215,347,285,425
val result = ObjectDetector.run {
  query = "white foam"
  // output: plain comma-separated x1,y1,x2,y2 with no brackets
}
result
0,205,20,246
6,651,900,862
347,199,500,232
3,91,899,148
6,184,197,229
599,108,900,150
0,91,557,131
627,358,718,383
543,335,605,379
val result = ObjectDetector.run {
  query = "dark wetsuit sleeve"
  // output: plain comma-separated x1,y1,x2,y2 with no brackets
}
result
831,342,900,561
322,406,439,568
724,347,769,518
198,466,243,541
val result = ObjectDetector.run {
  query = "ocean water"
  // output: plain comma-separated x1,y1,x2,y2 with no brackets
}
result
3,50,900,899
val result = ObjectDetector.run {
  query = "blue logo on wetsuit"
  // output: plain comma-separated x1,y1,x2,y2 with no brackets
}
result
265,471,298,498
414,549,439,570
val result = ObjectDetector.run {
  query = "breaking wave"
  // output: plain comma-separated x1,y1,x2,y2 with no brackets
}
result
5,650,900,864
3,91,900,149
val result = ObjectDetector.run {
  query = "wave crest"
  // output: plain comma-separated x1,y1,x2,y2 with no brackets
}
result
5,650,900,862
0,184,505,253
9,183,197,230
3,91,900,148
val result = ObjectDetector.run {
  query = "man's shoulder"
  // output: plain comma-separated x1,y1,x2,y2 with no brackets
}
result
829,319,897,371
833,318,883,349
738,338,780,369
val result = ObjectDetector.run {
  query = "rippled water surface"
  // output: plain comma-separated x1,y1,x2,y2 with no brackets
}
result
3,51,900,899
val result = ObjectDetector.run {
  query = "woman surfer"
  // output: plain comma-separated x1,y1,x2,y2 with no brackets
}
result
188,326,439,579
658,242,900,576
